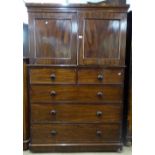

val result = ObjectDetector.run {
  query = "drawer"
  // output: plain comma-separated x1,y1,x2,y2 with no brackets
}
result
31,103,122,123
30,68,76,84
30,85,123,102
78,69,124,84
31,124,121,144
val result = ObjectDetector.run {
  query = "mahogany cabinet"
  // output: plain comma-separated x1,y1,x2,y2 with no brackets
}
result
26,3,129,152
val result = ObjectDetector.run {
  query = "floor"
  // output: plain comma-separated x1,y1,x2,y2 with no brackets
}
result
23,147,132,155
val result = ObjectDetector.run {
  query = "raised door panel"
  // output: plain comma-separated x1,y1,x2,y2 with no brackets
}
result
78,12,127,65
29,13,77,64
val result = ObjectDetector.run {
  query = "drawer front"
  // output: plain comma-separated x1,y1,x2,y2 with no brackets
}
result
30,68,76,84
31,103,122,123
31,124,121,144
78,69,124,84
30,85,77,102
30,85,123,102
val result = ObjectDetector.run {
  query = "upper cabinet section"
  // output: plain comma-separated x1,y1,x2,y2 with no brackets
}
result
78,11,127,65
26,3,128,65
29,12,77,64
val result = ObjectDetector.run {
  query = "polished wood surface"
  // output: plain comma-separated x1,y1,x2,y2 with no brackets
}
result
30,85,123,102
23,59,30,150
78,68,124,84
26,3,129,152
126,84,132,144
87,0,126,5
29,13,77,64
31,103,122,123
79,12,127,65
84,19,120,58
26,3,128,8
29,143,122,152
30,67,124,84
35,19,71,59
30,68,76,84
31,124,121,144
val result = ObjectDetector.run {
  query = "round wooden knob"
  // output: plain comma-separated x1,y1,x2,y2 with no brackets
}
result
96,130,102,136
50,74,56,80
97,74,103,81
50,90,56,96
96,111,103,117
50,110,57,115
97,92,103,97
51,130,57,136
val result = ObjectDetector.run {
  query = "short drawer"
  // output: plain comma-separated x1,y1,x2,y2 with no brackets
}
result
78,68,124,84
30,68,76,84
31,124,121,144
31,103,122,123
30,85,123,102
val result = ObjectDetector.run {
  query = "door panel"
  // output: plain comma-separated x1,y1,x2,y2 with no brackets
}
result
30,13,77,64
78,12,127,65
84,19,120,59
35,19,72,59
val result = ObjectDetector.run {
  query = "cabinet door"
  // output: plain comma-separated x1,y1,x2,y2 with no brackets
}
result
29,13,77,64
78,12,127,65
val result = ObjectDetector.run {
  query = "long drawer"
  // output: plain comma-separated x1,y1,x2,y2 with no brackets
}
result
29,68,124,84
30,85,123,102
78,68,124,84
30,68,76,84
31,103,122,123
31,124,121,144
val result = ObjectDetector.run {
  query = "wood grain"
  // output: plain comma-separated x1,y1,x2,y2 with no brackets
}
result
29,143,122,152
35,19,71,58
31,103,122,123
30,85,123,102
26,3,129,152
23,59,30,150
31,124,121,144
29,13,77,64
30,68,76,84
78,12,127,65
84,19,120,58
78,68,124,84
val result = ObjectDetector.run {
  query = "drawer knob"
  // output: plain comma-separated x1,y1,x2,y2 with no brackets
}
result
50,110,57,115
96,130,102,136
50,90,56,96
50,74,56,80
51,130,57,136
97,74,103,81
96,111,103,117
97,92,103,97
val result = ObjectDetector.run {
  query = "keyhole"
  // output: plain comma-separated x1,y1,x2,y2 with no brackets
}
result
45,21,48,25
118,72,122,76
